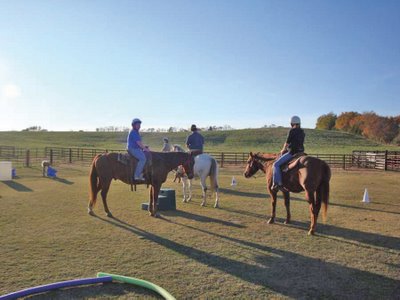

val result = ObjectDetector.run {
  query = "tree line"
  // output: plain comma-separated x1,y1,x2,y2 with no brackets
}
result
316,112,400,144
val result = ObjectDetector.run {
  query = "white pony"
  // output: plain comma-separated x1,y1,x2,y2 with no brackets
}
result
41,160,51,177
173,145,220,208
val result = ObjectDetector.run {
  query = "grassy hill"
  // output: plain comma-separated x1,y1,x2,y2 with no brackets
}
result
0,128,398,154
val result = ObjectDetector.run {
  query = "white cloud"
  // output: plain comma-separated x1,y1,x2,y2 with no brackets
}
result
1,83,21,99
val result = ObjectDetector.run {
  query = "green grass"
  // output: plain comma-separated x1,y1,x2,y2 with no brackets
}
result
1,128,398,154
0,165,399,299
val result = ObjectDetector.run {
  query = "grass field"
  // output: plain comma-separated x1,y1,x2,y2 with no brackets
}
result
0,165,399,299
1,128,398,154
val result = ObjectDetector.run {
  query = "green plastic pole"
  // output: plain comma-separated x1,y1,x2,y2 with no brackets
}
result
97,272,176,300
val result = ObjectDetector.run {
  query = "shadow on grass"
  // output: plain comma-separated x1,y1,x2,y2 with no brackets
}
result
1,180,33,192
328,200,400,215
222,203,400,252
221,186,400,215
48,177,74,185
162,210,245,228
93,215,399,299
219,187,266,198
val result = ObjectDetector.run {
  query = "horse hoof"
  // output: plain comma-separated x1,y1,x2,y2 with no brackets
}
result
106,212,113,218
88,210,95,216
201,203,205,207
214,204,219,208
267,218,275,224
284,219,290,224
308,230,315,236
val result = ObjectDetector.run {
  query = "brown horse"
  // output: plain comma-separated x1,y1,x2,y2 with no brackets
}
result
243,152,331,235
88,151,194,217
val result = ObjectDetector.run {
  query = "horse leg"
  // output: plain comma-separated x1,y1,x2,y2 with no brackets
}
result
200,177,207,207
88,181,100,216
100,178,113,217
315,185,324,224
214,186,220,208
283,191,291,224
188,179,192,201
149,184,161,217
182,177,188,203
267,192,278,224
149,186,155,216
305,190,318,235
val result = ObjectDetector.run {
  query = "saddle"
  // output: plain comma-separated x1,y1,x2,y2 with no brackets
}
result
118,152,153,183
282,152,307,173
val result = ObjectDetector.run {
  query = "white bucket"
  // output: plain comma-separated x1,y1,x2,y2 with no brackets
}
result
0,161,12,181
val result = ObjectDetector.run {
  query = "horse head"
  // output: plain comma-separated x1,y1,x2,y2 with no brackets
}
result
244,152,270,178
181,152,195,180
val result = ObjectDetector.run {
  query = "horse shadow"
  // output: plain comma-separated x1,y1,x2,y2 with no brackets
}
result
1,180,33,192
162,210,245,228
94,216,399,299
277,220,400,251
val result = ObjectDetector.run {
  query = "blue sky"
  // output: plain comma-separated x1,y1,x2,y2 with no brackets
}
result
0,0,399,131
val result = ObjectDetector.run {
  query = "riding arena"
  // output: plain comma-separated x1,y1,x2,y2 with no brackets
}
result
1,137,399,299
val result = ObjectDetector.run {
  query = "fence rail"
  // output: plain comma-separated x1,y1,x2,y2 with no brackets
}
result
1,146,399,172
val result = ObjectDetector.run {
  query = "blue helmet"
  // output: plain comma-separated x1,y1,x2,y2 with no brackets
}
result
132,118,142,125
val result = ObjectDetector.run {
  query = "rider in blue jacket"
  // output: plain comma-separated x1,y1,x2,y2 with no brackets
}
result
186,124,204,155
127,118,149,181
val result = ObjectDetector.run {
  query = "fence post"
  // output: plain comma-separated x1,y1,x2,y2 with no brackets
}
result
25,149,30,167
384,150,388,171
221,153,224,168
69,148,72,163
343,155,345,170
50,149,53,165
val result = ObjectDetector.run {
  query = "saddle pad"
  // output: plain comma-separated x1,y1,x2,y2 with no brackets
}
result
117,153,130,165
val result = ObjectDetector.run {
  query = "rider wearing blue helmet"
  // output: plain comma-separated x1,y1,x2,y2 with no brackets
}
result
127,118,149,181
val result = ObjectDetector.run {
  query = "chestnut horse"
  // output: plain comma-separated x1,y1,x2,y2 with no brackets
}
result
243,152,331,235
88,151,194,217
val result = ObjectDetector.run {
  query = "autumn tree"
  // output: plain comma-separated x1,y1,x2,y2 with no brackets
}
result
335,111,360,131
315,112,337,130
355,112,399,143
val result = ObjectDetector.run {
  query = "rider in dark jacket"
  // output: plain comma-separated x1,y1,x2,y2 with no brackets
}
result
272,116,305,191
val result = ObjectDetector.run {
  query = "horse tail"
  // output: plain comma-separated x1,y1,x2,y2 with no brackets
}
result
89,155,101,208
209,157,219,192
321,162,331,223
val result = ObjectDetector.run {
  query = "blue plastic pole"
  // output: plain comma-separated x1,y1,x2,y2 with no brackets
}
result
0,276,112,300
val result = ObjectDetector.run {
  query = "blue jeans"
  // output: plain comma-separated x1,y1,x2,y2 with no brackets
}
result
128,148,146,178
273,152,293,185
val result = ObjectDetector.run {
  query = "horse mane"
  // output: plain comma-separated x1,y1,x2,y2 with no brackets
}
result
173,144,186,153
254,152,278,162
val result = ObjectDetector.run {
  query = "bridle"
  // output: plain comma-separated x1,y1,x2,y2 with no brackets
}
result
245,153,275,178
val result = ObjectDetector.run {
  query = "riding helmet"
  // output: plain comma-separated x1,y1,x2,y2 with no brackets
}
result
290,116,301,125
132,118,142,125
